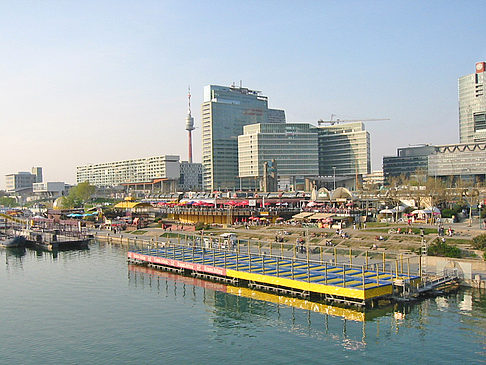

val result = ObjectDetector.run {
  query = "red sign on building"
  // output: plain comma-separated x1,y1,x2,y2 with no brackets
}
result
476,62,485,73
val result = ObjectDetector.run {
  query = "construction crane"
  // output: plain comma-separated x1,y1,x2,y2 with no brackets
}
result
317,114,390,125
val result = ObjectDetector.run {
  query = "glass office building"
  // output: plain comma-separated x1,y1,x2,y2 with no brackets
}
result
459,62,486,143
316,122,370,177
179,161,203,191
428,143,486,180
383,145,437,179
383,143,486,182
202,85,285,191
238,123,318,187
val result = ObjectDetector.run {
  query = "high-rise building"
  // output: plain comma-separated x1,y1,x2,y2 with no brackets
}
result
459,62,486,143
201,84,285,191
316,122,370,177
238,123,318,190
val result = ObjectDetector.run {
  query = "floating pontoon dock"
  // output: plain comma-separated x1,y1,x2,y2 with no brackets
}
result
127,240,420,306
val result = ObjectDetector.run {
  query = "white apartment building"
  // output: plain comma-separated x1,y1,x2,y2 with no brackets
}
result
76,155,180,188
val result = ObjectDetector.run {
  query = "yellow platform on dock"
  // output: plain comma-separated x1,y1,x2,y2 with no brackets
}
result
127,244,420,304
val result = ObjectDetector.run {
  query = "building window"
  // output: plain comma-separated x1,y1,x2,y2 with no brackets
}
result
474,112,486,131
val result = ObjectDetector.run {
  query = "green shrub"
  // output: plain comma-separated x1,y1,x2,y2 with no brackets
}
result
427,239,462,258
441,208,454,218
472,234,486,250
195,222,210,231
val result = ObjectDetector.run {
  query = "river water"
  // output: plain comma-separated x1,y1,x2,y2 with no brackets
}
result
1,242,485,364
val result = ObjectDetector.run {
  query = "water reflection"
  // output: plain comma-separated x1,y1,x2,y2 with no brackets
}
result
127,263,486,355
0,246,91,269
127,264,398,348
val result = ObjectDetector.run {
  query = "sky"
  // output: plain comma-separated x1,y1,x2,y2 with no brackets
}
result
1,1,485,189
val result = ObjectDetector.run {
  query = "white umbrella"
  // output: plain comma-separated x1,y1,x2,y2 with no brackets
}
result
411,209,425,215
423,207,441,214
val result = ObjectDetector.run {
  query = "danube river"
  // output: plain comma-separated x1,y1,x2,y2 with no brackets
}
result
1,242,485,364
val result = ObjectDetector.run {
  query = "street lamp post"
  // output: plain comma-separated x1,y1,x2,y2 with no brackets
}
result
479,203,482,229
332,167,336,190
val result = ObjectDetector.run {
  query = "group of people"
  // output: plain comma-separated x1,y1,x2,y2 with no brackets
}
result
437,225,454,237
295,237,307,253
335,228,349,239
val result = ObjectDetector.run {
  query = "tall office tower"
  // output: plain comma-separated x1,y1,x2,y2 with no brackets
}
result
201,84,285,191
459,62,486,143
238,123,318,190
317,122,370,177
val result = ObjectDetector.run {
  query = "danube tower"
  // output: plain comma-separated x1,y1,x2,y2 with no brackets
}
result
185,87,195,163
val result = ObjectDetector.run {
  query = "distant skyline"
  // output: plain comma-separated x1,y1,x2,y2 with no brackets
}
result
1,1,485,189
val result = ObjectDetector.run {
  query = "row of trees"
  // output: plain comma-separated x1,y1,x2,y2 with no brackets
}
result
374,171,484,213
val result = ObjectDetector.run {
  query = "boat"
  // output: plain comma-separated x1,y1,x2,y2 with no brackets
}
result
0,235,26,248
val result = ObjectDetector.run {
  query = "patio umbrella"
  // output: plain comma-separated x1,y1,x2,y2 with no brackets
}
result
423,207,441,214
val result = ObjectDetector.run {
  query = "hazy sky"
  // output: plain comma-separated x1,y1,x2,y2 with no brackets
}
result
1,1,485,189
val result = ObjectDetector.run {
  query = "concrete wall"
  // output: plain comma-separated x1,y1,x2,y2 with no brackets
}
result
423,255,486,288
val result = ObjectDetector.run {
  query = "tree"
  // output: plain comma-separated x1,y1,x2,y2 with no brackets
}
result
0,196,18,207
61,182,95,208
75,182,95,202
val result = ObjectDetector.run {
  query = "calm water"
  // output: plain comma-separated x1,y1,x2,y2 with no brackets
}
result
1,242,485,364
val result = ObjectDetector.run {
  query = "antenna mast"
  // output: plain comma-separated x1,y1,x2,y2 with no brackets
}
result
185,86,195,163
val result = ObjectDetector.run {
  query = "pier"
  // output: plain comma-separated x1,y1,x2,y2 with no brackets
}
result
1,213,90,251
21,228,90,251
124,233,421,306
